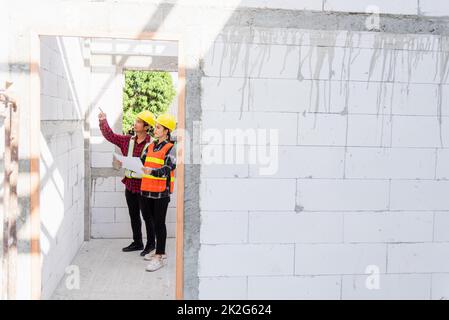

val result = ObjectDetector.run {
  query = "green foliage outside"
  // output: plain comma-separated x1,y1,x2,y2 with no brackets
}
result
122,70,176,134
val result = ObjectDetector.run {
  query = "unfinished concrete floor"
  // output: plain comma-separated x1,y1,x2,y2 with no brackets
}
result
50,239,176,300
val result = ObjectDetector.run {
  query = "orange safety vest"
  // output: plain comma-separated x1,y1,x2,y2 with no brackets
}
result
141,141,175,193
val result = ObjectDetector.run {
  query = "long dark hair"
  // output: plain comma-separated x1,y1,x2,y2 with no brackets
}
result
161,125,174,143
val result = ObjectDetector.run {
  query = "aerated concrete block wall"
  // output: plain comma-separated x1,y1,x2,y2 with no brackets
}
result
198,26,449,299
3,0,449,299
39,36,87,299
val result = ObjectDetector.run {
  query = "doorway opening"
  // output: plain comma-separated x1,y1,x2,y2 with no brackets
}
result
33,33,185,300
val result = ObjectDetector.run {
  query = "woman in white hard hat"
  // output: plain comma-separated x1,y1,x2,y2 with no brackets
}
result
140,113,177,272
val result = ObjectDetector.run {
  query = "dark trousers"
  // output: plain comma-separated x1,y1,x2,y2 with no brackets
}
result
124,189,155,248
140,196,170,254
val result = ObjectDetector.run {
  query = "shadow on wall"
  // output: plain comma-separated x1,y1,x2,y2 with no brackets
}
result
39,35,87,299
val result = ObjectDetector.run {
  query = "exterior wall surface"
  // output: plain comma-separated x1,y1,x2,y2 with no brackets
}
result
198,26,449,300
2,0,449,299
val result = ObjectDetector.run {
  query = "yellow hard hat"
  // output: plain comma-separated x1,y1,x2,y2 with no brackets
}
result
136,110,155,127
156,113,176,131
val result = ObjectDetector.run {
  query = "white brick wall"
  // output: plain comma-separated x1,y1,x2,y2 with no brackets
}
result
201,111,297,145
249,146,345,178
199,26,449,299
343,212,433,243
391,83,440,116
249,212,343,243
248,275,341,299
345,147,436,179
93,177,116,192
436,149,449,179
434,212,449,242
390,180,449,211
40,36,87,299
298,113,347,146
347,114,392,147
199,244,294,276
431,274,449,299
199,277,248,300
391,116,445,148
297,179,389,211
201,179,296,211
388,243,449,273
201,162,249,178
295,243,387,275
92,191,128,208
201,77,249,112
249,79,317,113
201,212,248,244
92,208,115,224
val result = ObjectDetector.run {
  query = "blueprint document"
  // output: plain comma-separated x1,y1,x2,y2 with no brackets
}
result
113,153,144,175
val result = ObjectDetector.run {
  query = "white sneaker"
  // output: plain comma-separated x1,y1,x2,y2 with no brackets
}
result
145,257,165,272
144,249,167,261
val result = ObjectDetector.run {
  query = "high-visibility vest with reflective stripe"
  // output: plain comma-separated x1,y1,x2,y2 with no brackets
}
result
141,141,175,193
124,137,151,179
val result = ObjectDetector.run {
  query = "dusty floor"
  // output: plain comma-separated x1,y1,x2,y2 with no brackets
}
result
50,238,176,300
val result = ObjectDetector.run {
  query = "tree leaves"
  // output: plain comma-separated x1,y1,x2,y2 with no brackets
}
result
122,70,176,134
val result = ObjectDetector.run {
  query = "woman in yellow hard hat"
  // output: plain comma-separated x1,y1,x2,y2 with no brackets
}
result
98,108,157,256
139,113,177,271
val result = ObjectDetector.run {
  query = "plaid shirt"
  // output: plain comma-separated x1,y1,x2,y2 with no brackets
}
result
99,119,151,194
140,140,177,199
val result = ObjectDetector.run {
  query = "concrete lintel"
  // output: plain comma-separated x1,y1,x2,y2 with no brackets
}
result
89,54,178,71
91,167,122,178
223,8,449,36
